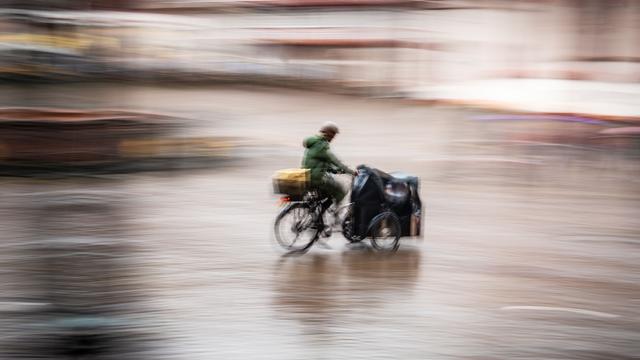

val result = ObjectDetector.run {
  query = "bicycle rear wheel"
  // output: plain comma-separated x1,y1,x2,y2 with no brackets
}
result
274,203,319,252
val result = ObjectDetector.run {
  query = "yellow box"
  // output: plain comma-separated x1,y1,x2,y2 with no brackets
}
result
273,168,309,196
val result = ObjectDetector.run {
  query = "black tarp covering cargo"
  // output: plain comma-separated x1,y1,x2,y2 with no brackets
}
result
350,165,422,238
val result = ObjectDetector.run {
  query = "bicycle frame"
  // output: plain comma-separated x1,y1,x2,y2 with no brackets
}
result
277,173,355,234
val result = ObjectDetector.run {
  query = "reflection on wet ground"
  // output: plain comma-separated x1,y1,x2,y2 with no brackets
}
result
271,248,421,356
0,186,155,360
273,248,421,322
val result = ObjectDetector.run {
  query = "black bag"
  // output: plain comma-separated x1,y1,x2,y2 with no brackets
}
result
350,166,422,238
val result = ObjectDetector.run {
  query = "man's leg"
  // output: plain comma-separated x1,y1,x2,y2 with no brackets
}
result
315,177,345,244
321,176,346,206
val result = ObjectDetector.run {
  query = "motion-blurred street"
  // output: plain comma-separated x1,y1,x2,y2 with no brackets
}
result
1,84,638,359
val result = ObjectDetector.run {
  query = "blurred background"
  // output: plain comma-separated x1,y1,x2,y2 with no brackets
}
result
0,0,638,359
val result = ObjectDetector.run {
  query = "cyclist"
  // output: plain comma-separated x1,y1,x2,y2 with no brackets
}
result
302,122,357,215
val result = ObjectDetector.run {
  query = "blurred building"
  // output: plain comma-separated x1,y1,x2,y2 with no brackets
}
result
0,0,638,91
0,0,134,10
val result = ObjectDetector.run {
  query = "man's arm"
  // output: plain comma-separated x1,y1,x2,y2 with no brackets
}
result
326,148,356,175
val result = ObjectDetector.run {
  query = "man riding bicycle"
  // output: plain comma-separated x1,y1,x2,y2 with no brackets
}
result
302,122,357,213
274,122,416,253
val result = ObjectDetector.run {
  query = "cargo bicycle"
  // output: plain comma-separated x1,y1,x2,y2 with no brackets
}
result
273,165,422,253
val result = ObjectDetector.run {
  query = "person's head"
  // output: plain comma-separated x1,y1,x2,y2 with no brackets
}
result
319,121,339,142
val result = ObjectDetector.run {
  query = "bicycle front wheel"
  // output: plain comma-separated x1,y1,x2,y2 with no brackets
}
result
274,203,319,252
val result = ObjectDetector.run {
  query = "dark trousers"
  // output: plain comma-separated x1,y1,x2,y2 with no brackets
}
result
314,175,347,205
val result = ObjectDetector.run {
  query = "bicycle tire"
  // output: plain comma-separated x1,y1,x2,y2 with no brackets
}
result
368,211,401,252
341,207,359,242
274,202,319,252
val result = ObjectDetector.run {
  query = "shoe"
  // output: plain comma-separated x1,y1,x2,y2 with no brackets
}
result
320,225,332,238
327,203,338,215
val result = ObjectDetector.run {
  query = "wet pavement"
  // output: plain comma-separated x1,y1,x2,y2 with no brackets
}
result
0,84,639,359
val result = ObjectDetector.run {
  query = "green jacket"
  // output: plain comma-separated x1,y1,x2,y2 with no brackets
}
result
302,135,352,183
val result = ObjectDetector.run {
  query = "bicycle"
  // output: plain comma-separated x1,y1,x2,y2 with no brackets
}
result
273,167,402,253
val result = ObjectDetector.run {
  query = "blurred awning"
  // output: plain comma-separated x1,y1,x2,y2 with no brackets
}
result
258,38,438,49
245,0,418,6
0,108,179,128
